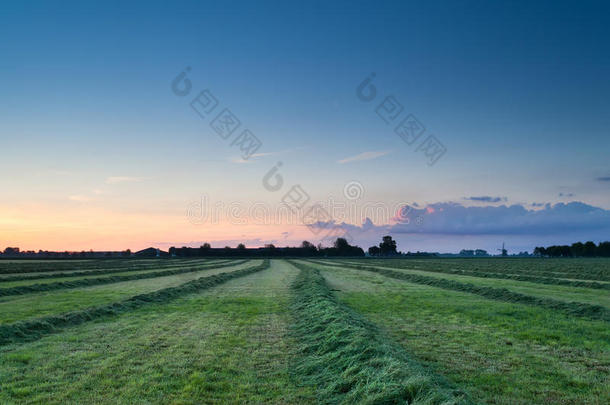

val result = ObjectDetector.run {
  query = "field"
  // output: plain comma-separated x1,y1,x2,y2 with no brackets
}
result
0,258,608,404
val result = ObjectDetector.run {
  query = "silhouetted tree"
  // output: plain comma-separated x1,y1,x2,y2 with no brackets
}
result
583,241,597,257
368,246,381,256
379,235,398,255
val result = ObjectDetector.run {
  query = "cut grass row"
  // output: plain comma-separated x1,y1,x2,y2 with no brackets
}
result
0,258,219,280
0,260,314,404
310,260,609,321
0,259,214,279
380,258,610,282
287,260,470,404
0,259,165,274
0,260,246,297
323,260,609,308
0,261,259,325
0,260,270,346
347,260,609,290
313,263,610,404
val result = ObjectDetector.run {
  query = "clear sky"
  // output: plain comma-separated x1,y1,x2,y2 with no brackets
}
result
1,0,609,253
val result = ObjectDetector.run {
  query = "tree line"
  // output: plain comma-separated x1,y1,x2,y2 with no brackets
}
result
533,241,610,257
169,235,405,258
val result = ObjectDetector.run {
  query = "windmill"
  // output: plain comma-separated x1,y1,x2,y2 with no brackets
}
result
498,242,507,257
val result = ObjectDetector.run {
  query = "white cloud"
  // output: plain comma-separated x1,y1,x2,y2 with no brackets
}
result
338,151,390,164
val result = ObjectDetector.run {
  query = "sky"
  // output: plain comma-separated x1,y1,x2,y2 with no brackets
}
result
1,0,609,253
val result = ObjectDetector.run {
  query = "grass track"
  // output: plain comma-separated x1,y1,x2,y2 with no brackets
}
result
0,260,314,404
0,260,246,297
0,261,258,325
368,258,610,282
288,260,470,404
312,262,609,404
0,260,270,346
311,260,609,321
331,260,610,307
340,260,610,290
0,259,223,282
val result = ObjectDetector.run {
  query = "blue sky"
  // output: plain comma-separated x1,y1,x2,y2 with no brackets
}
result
1,0,609,252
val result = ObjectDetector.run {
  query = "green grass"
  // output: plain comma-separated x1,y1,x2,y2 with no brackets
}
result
312,263,609,404
0,260,313,404
325,259,610,307
0,261,258,325
0,259,164,275
338,259,610,289
361,258,610,282
288,260,470,404
1,257,607,404
0,260,246,297
311,260,608,320
0,259,223,282
0,261,269,346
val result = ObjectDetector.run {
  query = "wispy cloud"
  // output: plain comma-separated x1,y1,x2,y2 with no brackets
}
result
596,176,610,182
105,176,145,184
228,149,305,164
464,196,507,203
229,158,255,164
559,192,575,197
337,151,390,164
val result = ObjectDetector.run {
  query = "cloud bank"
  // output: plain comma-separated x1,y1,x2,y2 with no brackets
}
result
310,201,610,252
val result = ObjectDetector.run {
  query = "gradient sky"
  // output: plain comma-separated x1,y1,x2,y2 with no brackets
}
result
1,0,609,253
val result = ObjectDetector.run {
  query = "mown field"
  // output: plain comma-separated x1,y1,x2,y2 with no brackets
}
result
0,258,608,404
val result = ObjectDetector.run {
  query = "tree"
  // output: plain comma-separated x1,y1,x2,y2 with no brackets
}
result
598,241,610,257
571,242,584,257
583,241,597,257
301,240,315,249
533,247,546,257
379,235,397,255
334,238,350,252
368,246,381,256
201,243,211,249
237,243,246,250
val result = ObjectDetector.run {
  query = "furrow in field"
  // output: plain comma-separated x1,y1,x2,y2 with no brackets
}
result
0,259,169,275
286,260,471,404
0,260,314,403
308,261,610,404
343,260,610,290
0,260,270,346
310,260,609,321
0,259,217,280
0,261,258,325
367,258,610,282
330,260,610,308
0,260,246,297
0,259,230,286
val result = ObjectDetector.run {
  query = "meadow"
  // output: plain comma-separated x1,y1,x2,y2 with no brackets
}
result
0,257,607,404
